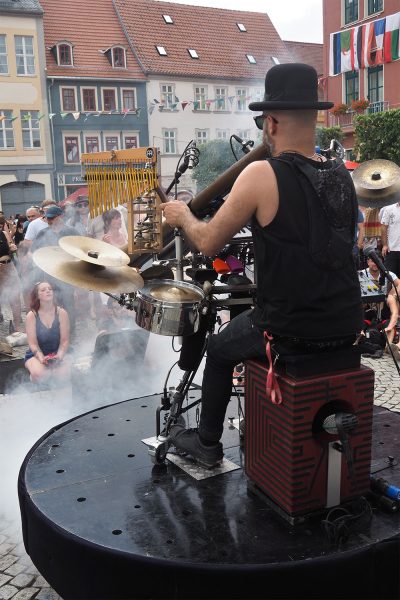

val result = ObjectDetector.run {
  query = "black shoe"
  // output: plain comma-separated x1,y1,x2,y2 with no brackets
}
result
361,349,383,359
168,425,223,469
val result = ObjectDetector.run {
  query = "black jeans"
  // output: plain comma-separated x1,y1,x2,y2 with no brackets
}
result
199,310,266,443
384,251,400,282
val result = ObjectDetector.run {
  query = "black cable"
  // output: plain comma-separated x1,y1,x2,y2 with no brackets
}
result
321,497,372,547
229,135,240,162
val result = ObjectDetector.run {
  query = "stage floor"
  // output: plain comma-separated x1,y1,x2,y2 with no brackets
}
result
19,391,400,600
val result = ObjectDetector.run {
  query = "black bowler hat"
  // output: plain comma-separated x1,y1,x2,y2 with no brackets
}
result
248,63,333,111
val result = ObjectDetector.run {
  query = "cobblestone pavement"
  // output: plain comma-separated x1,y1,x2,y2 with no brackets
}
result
1,301,399,599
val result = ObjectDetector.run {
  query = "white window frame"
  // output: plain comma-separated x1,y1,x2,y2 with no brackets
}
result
101,87,118,111
104,132,120,151
237,23,247,32
246,54,256,64
216,129,229,139
0,110,15,150
364,0,384,16
21,110,41,149
342,0,359,26
63,132,81,164
252,87,264,103
123,133,139,149
57,42,74,67
237,129,251,140
195,129,209,144
163,129,177,154
60,86,78,112
214,87,228,111
160,83,176,110
236,88,248,112
81,87,98,112
163,14,173,24
0,35,9,75
112,46,126,69
15,35,35,76
194,85,208,111
121,87,137,112
156,45,167,56
188,49,199,59
84,133,100,153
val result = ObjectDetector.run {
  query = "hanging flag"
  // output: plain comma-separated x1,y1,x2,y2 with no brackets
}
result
37,114,45,121
60,112,68,119
148,104,155,115
369,18,386,65
10,115,19,122
153,98,160,104
49,113,56,120
72,112,80,120
22,113,32,121
228,96,235,106
174,95,180,103
136,108,142,118
181,101,189,110
384,12,400,62
0,115,5,122
193,101,200,110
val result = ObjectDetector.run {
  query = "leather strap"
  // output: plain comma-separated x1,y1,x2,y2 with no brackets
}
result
264,331,283,405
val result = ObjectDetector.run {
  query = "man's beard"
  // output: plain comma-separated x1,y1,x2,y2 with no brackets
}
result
264,131,275,156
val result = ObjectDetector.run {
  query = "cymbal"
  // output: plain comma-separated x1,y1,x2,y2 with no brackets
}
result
33,246,144,293
353,159,400,208
59,236,130,267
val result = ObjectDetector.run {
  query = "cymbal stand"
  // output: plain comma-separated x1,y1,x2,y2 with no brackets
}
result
381,327,400,375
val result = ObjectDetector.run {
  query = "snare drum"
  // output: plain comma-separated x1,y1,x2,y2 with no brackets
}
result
135,279,204,336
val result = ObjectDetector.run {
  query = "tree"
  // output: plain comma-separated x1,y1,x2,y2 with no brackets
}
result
192,139,238,192
354,109,400,165
315,126,344,151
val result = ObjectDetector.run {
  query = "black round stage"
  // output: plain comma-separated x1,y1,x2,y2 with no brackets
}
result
19,392,400,600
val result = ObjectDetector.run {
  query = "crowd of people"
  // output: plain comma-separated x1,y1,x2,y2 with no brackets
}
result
0,198,131,384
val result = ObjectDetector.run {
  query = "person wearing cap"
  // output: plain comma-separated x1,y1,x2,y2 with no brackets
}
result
22,199,57,246
161,63,363,469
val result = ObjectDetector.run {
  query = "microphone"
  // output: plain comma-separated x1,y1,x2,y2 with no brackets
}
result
364,247,395,284
232,135,255,154
187,141,199,169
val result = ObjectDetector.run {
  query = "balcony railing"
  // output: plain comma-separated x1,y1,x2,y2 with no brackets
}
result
329,100,390,127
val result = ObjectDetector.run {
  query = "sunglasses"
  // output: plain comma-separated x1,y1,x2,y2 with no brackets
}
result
254,114,279,130
76,202,88,208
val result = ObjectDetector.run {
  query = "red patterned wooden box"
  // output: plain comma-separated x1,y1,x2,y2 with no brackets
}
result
245,361,374,517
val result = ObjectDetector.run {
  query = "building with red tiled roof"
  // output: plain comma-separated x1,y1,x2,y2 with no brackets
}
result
40,0,149,200
113,0,294,189
285,41,323,76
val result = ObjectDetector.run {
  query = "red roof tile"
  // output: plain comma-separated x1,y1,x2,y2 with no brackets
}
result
114,0,293,80
284,41,323,75
40,0,146,80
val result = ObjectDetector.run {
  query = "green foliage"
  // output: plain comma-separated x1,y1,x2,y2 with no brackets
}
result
315,126,344,150
354,109,400,165
192,139,237,191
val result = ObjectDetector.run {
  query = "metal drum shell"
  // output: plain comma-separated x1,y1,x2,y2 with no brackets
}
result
135,279,204,336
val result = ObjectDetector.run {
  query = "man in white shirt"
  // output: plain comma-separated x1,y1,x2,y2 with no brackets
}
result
23,199,57,245
381,202,400,278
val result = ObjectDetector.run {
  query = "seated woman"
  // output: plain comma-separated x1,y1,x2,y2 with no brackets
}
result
25,281,70,384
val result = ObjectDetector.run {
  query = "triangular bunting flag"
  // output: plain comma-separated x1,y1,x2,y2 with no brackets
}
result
22,113,31,121
136,108,142,118
149,104,155,115
0,115,5,122
37,114,45,121
60,113,68,119
153,98,160,104
10,115,19,122
49,113,56,120
72,112,80,120
181,101,189,111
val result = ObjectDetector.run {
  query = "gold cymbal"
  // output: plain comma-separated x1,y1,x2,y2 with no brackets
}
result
353,159,400,208
33,246,144,293
59,236,130,267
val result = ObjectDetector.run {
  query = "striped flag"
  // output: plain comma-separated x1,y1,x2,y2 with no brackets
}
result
329,29,359,75
384,12,400,62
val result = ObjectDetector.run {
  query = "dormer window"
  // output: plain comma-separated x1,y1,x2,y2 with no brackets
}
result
52,42,73,66
163,14,173,24
246,54,256,64
188,49,199,59
156,45,167,56
237,23,247,32
112,46,126,68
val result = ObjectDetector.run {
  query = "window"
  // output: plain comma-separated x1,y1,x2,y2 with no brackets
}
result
64,136,80,163
194,86,207,110
246,54,256,64
15,36,35,75
367,0,383,15
61,87,76,111
188,49,199,59
21,110,40,148
216,129,229,139
156,45,167,56
161,84,175,109
345,71,359,104
122,89,136,111
112,47,126,68
367,65,383,104
0,35,8,74
85,136,99,153
195,129,208,144
271,56,280,65
163,130,176,154
163,14,173,24
252,88,264,103
236,88,248,111
238,129,251,140
215,87,227,111
105,136,119,151
237,23,247,32
82,88,97,112
0,110,15,149
102,89,117,111
344,0,358,25
124,135,138,149
58,43,72,66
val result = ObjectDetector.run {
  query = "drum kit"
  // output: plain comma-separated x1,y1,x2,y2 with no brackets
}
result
352,158,400,209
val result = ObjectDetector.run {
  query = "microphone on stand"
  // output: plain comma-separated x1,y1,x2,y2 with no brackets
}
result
186,141,199,169
232,135,255,154
364,247,395,285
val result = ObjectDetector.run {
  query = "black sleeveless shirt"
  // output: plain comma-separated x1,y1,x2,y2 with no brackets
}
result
251,153,363,339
